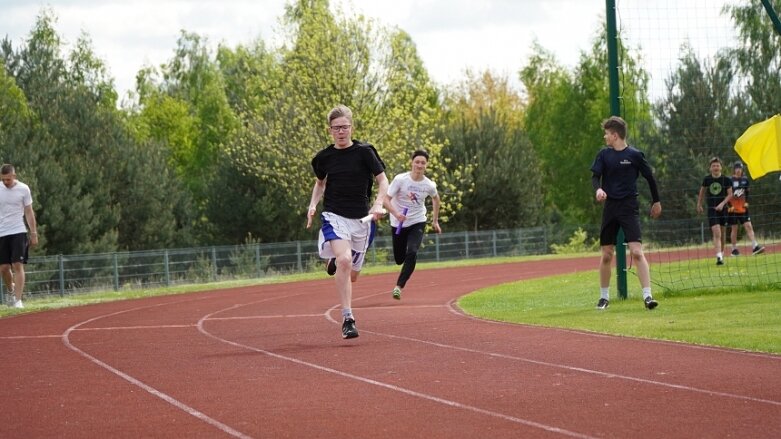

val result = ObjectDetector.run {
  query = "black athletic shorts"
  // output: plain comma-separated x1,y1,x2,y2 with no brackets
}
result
0,233,29,265
727,211,750,225
707,208,729,227
600,197,642,245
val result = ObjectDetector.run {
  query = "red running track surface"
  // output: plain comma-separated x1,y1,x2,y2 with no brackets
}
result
0,257,779,438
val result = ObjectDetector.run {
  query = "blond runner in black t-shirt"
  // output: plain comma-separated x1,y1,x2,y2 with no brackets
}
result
306,105,388,339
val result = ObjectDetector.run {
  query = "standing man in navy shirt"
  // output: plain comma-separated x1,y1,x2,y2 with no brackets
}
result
590,116,662,310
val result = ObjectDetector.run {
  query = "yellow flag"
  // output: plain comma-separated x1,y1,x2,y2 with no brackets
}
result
734,114,781,179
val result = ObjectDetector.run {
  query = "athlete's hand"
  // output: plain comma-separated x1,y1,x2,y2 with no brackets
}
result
306,206,316,229
369,204,386,222
650,202,661,219
595,188,607,203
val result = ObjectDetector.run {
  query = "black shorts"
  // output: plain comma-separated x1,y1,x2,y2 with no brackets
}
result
707,208,728,227
0,233,29,265
600,197,642,245
728,211,750,225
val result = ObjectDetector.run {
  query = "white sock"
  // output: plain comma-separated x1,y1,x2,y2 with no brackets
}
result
717,252,723,259
342,309,353,320
752,240,758,247
600,288,609,300
642,287,652,299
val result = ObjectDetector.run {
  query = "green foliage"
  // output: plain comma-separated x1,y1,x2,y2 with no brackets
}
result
549,228,599,254
1,9,193,254
223,0,466,232
522,30,654,226
441,71,543,230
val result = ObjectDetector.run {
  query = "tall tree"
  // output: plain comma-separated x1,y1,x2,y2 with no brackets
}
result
441,71,543,230
225,0,466,238
521,31,653,227
2,9,193,254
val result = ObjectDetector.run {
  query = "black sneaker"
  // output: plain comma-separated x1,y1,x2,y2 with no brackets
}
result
326,258,336,276
342,318,359,339
753,245,765,255
644,296,658,310
731,248,740,256
716,257,724,266
596,298,609,310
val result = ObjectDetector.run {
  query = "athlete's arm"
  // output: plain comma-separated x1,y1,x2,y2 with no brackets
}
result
306,177,326,229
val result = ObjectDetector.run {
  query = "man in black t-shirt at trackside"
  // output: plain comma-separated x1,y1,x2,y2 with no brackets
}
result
590,116,662,311
697,157,733,266
306,105,388,340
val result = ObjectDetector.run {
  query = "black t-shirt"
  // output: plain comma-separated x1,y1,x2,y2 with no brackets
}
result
701,175,732,209
590,146,660,202
311,141,385,219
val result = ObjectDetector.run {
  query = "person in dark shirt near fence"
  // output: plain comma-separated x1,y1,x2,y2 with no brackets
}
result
590,116,661,311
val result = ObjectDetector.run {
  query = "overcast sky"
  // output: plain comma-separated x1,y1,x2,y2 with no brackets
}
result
1,0,738,100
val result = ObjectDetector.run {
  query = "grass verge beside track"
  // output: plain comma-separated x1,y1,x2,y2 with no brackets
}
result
458,269,781,354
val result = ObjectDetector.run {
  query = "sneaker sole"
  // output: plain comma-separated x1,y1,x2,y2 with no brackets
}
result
392,292,401,300
645,301,658,310
753,248,765,255
342,331,359,339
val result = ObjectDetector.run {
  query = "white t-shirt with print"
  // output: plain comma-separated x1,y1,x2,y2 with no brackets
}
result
387,172,438,228
0,180,33,237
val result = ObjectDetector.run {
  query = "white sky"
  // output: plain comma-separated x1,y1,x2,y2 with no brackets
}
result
0,0,739,100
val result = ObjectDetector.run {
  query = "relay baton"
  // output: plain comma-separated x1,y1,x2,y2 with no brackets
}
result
395,207,409,235
359,208,387,224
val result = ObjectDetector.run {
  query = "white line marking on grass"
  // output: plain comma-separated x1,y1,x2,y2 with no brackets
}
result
446,298,781,361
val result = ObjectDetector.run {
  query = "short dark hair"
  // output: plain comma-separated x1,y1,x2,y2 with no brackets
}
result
601,116,627,139
411,150,429,161
0,164,15,175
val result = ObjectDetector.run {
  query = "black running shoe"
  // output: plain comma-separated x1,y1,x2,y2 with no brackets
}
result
716,257,724,266
731,248,740,256
596,298,609,310
326,258,337,276
342,318,359,339
644,296,658,310
753,245,765,255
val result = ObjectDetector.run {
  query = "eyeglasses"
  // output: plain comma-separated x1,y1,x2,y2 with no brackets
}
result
330,125,351,132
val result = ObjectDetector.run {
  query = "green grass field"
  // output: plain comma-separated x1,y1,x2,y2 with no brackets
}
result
2,255,779,354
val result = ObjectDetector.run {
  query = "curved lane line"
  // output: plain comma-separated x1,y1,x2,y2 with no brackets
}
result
61,301,254,439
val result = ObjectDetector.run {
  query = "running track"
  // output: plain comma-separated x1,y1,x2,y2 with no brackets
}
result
0,258,779,438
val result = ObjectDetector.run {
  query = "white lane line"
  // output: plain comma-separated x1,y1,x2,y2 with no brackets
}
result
61,300,254,439
197,305,596,439
324,293,781,407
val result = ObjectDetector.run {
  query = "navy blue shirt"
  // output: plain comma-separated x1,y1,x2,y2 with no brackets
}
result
591,145,660,202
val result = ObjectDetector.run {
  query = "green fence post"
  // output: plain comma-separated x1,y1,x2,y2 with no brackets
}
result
606,0,627,299
164,250,171,286
255,244,261,278
112,253,119,291
58,254,65,297
211,247,217,281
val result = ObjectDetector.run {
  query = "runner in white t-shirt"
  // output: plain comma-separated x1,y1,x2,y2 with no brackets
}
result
384,150,441,300
0,164,39,309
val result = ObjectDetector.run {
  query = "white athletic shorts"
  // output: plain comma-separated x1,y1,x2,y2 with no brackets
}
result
318,212,376,272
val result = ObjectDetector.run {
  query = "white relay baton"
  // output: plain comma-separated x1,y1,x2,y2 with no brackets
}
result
359,209,387,224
